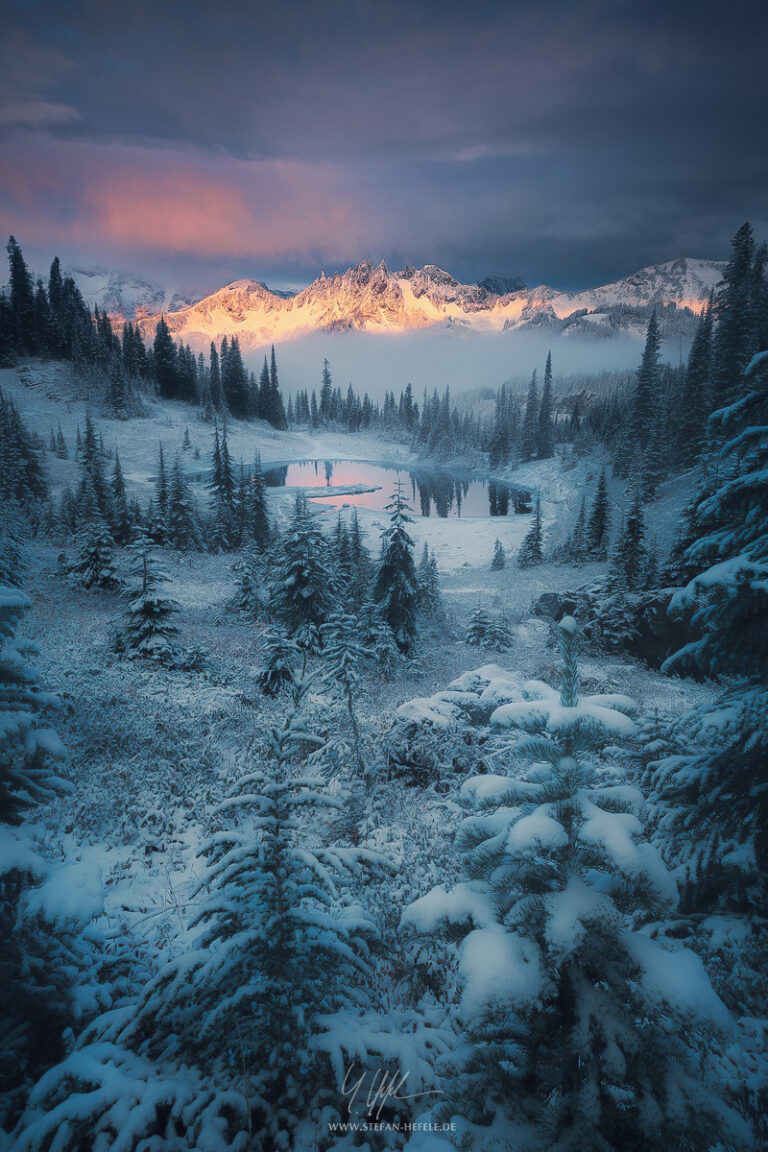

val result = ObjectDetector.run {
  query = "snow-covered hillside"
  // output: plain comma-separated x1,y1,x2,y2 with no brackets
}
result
132,256,724,351
64,267,204,322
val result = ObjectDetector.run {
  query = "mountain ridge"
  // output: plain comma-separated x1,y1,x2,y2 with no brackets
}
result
75,256,723,349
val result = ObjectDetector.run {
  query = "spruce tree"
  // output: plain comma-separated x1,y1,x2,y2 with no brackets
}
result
373,484,419,654
712,222,757,404
69,518,121,590
6,236,36,354
571,494,587,562
320,611,371,784
206,422,236,552
269,492,335,649
116,529,180,662
128,677,379,1149
629,308,661,457
537,350,555,459
247,452,271,549
465,603,491,646
485,608,513,651
611,491,647,591
232,542,266,620
0,568,66,824
520,370,539,462
110,449,132,544
517,494,543,567
167,456,202,551
491,538,506,570
77,414,110,522
208,341,223,412
416,542,443,620
152,317,178,399
586,468,611,558
403,618,744,1152
677,298,713,466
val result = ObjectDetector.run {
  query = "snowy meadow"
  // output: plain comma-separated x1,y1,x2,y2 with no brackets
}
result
1,227,767,1152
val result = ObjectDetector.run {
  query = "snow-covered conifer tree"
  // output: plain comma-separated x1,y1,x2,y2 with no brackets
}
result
127,675,380,1149
403,618,747,1151
115,529,180,662
269,491,335,649
517,494,543,567
491,538,505,570
465,604,491,646
586,467,611,558
373,483,419,654
68,518,121,591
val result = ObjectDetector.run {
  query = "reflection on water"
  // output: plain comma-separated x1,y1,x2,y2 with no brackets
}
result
261,460,532,518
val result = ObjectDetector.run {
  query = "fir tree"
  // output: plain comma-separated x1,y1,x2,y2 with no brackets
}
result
629,308,661,457
712,222,757,404
520,370,539,462
571,494,587,562
152,317,178,399
0,569,66,824
258,627,300,695
665,349,768,679
110,449,132,544
206,422,236,552
677,298,713,465
208,341,223,412
320,611,371,784
416,542,442,619
269,492,335,649
491,538,506,570
247,452,270,549
77,414,110,522
586,468,611,558
373,484,419,654
611,491,647,591
128,678,379,1149
537,350,555,458
485,608,513,651
403,618,744,1152
116,529,180,662
517,494,543,567
167,455,202,550
231,541,266,620
69,519,121,590
465,603,491,646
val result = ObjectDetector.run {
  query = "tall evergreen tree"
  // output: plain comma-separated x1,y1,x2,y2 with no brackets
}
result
611,491,647,591
520,370,540,462
586,468,611,558
404,620,744,1152
629,308,661,458
152,317,178,399
269,492,335,648
109,449,132,545
677,297,713,466
491,538,506,570
712,222,757,404
373,484,419,654
537,350,555,458
116,529,180,662
518,494,543,567
167,456,203,550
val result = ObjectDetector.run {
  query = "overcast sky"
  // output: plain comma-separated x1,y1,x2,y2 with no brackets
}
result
1,0,766,294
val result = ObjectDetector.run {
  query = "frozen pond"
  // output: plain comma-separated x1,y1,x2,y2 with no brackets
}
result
261,460,532,518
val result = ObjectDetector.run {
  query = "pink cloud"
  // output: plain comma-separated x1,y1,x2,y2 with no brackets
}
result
0,134,370,263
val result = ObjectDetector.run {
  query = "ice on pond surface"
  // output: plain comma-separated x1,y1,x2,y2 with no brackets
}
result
261,460,532,517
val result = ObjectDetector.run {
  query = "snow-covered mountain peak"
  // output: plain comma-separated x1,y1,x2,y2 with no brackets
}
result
126,254,726,351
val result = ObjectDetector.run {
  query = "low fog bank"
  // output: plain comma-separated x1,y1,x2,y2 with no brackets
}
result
247,328,689,402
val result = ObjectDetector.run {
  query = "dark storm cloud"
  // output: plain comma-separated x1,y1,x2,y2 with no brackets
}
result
1,0,766,290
